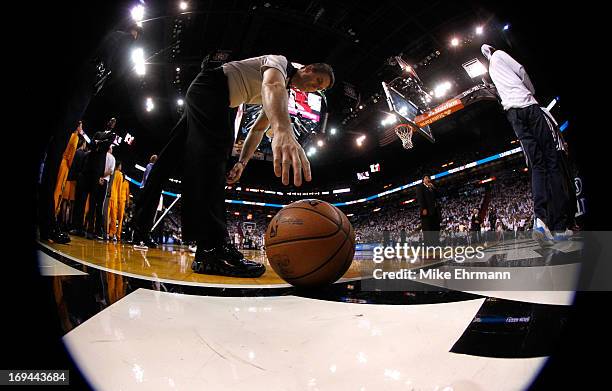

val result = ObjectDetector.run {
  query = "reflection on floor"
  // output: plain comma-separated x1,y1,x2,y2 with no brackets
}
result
38,235,581,390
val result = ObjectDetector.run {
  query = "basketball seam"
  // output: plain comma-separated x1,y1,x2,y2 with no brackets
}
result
266,228,341,247
331,205,351,236
326,236,356,284
284,228,350,281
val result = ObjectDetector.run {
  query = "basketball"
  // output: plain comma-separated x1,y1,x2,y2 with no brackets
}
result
265,199,355,288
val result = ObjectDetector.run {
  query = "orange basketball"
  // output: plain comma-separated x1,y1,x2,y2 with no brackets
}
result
265,199,355,288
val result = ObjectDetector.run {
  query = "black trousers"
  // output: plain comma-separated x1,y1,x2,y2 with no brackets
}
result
133,68,233,248
38,64,98,235
507,105,568,231
421,214,440,246
72,150,107,232
92,181,108,235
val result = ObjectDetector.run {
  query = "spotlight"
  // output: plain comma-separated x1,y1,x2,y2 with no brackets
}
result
356,135,366,146
359,105,364,110
146,97,154,112
179,1,188,10
475,26,484,35
433,81,452,98
451,37,460,46
176,67,181,72
131,5,145,24
317,140,324,147
131,48,146,76
177,99,184,106
330,127,337,135
380,114,397,126
307,147,317,157
503,24,510,31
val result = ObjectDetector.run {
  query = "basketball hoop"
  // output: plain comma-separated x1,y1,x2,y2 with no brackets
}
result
394,124,414,149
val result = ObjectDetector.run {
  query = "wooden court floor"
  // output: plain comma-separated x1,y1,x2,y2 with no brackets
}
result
43,236,442,286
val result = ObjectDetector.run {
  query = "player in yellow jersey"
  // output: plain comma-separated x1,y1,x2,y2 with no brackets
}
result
107,162,124,242
117,177,131,242
54,121,84,215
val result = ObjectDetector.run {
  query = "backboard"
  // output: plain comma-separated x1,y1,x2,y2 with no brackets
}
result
381,81,435,143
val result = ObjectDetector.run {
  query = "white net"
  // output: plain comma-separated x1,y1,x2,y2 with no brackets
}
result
395,124,414,149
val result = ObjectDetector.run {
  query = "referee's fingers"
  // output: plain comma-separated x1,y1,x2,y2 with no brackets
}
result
273,145,282,178
292,149,303,187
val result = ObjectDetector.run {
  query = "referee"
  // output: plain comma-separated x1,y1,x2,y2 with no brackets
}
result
133,55,334,278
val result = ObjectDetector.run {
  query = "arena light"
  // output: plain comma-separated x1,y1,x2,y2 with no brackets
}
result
179,1,188,10
373,207,381,212
380,114,397,126
347,214,354,217
479,176,496,184
330,127,337,135
475,26,484,35
176,67,181,72
131,5,145,26
307,146,317,157
145,97,154,112
356,135,366,146
234,212,240,216
503,24,510,31
333,188,351,194
401,199,415,205
131,48,146,76
177,98,184,106
433,81,452,98
317,139,324,147
451,37,460,47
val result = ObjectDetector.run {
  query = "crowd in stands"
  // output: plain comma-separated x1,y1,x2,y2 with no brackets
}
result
351,172,533,244
145,170,534,248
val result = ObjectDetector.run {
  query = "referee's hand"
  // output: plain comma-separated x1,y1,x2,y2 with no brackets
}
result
271,131,311,187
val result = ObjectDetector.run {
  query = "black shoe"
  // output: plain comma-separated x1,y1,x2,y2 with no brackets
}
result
132,228,158,249
192,243,265,278
41,226,71,244
69,229,86,237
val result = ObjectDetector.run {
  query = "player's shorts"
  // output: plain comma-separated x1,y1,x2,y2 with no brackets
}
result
62,180,76,201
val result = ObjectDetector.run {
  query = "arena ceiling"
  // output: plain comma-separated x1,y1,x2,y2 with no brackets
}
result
50,1,574,190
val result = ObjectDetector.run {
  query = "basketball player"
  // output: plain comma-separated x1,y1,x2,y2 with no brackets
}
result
59,136,87,229
482,44,570,245
71,123,117,238
133,55,334,278
117,177,130,242
107,162,124,242
53,121,84,216
38,25,142,243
